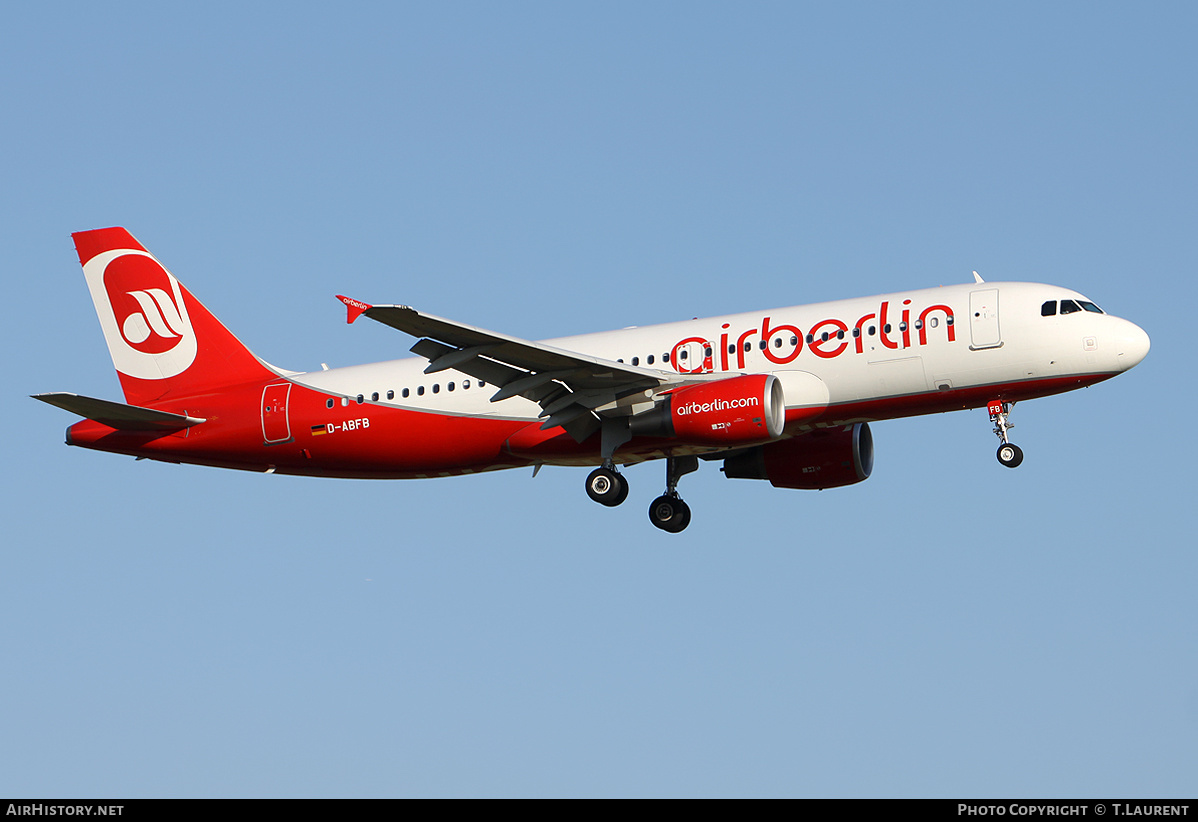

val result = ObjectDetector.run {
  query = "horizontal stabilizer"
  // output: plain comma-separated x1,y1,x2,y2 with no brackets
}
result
32,393,205,431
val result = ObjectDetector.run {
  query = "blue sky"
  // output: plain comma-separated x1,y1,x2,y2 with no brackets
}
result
3,2,1194,797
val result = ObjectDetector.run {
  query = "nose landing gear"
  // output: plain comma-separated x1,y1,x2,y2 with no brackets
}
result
988,400,1024,468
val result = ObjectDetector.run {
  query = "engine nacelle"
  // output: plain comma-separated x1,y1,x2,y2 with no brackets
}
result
630,374,785,447
722,422,874,489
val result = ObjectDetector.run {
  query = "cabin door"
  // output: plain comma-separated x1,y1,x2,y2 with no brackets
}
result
969,289,1002,350
261,383,293,445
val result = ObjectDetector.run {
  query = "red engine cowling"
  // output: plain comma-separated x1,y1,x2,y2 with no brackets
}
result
722,423,873,489
630,374,785,446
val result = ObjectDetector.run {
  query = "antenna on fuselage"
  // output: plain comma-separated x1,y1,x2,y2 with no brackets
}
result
973,270,985,283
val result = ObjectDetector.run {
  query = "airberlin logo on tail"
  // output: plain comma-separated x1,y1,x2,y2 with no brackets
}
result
119,288,187,350
82,248,198,380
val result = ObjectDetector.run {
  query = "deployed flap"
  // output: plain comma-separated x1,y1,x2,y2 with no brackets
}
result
32,392,205,431
337,296,712,440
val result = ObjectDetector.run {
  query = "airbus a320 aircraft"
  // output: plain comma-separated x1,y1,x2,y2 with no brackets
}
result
36,227,1150,532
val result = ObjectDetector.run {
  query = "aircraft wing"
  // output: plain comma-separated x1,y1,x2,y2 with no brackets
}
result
338,296,706,441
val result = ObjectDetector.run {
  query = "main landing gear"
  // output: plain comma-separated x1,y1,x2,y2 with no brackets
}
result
988,400,1024,468
647,455,698,534
583,454,698,533
585,462,629,507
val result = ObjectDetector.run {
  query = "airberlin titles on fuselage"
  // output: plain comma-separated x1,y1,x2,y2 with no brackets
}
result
669,298,955,373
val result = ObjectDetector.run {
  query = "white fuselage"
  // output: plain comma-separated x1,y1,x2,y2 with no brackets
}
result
292,281,1149,433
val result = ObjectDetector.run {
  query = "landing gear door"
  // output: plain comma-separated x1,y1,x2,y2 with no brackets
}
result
969,289,1002,350
261,382,293,445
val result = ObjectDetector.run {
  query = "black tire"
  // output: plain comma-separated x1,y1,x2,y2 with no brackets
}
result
648,495,691,533
996,443,1024,468
612,472,630,506
586,467,628,506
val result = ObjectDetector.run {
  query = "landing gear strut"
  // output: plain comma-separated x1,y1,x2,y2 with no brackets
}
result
648,454,697,533
585,419,633,507
988,400,1024,468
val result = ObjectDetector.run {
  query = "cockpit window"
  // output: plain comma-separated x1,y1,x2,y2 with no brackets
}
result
1041,301,1057,316
1060,299,1082,315
1078,301,1104,314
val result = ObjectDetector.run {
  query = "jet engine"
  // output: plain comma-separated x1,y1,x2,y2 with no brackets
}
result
722,422,874,489
630,374,785,447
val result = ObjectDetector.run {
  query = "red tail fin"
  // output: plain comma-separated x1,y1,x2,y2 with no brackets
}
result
74,227,275,406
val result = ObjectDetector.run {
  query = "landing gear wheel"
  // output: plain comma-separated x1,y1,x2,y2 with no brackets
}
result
586,467,629,507
648,495,691,533
997,443,1024,468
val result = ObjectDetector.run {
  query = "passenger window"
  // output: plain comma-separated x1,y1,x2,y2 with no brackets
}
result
326,399,334,409
774,338,782,348
402,388,410,398
852,327,860,338
663,353,670,363
743,342,751,352
836,330,845,340
680,350,688,360
868,326,876,335
632,357,639,366
341,398,348,407
463,380,471,389
371,392,379,402
448,382,455,392
417,386,425,396
1042,301,1057,316
478,381,485,387
432,384,440,394
758,341,766,350
930,318,938,328
705,347,713,357
387,390,394,400
1060,300,1081,315
805,334,813,344
356,394,364,404
647,355,654,365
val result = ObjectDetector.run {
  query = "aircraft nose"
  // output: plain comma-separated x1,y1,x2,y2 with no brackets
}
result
1115,320,1150,371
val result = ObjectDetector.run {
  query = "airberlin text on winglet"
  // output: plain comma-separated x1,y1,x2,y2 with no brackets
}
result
337,295,373,324
669,298,956,373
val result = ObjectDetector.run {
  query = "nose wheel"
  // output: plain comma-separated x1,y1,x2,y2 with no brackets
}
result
988,400,1024,468
996,442,1024,468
